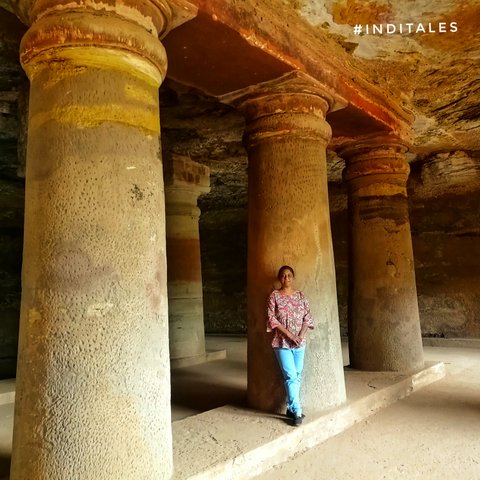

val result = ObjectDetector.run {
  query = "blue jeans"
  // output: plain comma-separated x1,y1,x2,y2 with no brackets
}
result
274,346,305,417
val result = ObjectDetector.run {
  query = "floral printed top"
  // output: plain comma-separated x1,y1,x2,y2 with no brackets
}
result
267,289,314,349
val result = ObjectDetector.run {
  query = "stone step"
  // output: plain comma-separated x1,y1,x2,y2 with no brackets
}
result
0,380,15,407
0,402,14,480
170,349,227,369
422,337,480,349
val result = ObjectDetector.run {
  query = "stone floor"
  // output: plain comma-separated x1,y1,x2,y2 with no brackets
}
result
1,336,478,479
254,343,480,480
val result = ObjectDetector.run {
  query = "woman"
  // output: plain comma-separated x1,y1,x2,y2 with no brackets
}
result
267,265,314,426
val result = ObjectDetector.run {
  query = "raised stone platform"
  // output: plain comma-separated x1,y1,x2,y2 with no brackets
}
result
0,353,446,480
172,362,445,480
422,337,480,349
0,381,14,406
170,349,227,369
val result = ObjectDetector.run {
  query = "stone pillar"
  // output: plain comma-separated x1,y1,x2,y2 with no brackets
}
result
10,1,196,479
164,155,210,363
340,136,424,372
222,71,347,413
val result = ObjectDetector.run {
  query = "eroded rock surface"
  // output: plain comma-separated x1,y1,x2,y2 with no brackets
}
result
294,0,480,150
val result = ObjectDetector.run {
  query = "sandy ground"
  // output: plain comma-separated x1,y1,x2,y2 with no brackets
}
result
254,346,480,480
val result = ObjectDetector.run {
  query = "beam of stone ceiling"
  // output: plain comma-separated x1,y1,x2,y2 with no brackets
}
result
165,0,415,143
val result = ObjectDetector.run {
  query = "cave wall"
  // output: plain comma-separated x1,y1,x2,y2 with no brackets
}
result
0,99,24,378
0,7,27,380
409,152,480,338
411,191,480,338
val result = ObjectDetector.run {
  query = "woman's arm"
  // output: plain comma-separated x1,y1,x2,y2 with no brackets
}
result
267,292,281,332
298,323,310,341
298,292,314,341
274,323,302,346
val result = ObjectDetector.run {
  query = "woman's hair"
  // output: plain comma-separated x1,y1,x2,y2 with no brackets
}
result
277,265,295,280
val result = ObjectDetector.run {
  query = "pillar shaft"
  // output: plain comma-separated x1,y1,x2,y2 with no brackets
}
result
342,138,424,372
164,156,210,360
9,2,196,478
225,72,347,413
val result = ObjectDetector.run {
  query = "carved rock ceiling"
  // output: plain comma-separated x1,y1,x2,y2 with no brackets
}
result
0,1,479,165
295,0,480,151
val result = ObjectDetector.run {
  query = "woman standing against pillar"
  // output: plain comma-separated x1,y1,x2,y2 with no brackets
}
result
267,265,314,426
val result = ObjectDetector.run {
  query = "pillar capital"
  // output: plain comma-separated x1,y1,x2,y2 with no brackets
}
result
19,0,197,86
164,155,210,219
221,71,346,150
164,155,210,192
221,70,347,119
339,134,411,194
15,0,197,33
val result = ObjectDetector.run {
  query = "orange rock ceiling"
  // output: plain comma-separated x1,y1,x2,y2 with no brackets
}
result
2,0,479,151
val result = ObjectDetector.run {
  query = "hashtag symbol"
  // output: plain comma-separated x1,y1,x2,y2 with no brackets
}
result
353,24,363,35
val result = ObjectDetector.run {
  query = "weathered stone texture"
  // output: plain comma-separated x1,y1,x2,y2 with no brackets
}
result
10,2,176,478
235,83,345,413
409,153,480,338
0,0,479,387
330,151,480,341
410,151,480,198
295,0,480,149
341,141,424,372
14,84,172,480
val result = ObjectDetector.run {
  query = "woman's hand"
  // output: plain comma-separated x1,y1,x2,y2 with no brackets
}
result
275,324,303,346
287,332,302,346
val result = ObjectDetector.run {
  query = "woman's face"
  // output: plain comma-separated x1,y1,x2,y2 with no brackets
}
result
279,269,294,289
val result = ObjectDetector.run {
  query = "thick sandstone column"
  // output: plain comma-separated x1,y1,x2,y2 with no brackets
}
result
340,137,424,372
10,1,196,479
223,72,347,413
164,155,210,362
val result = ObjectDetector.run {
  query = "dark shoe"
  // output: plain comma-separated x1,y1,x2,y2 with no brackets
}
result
286,409,305,419
292,415,303,427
